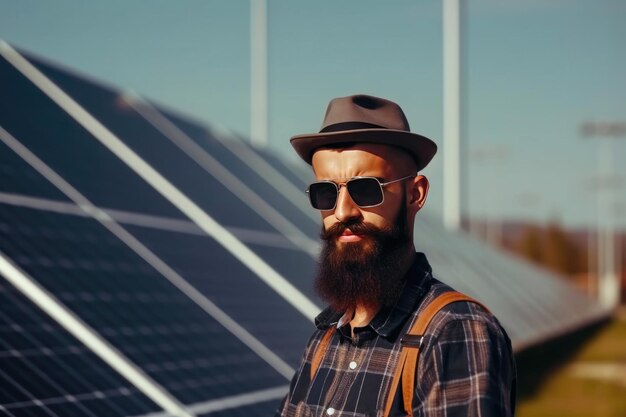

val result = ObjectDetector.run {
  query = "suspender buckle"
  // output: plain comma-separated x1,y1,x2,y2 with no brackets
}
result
400,334,423,348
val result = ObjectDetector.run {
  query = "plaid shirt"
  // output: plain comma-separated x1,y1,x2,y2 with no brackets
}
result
275,253,516,417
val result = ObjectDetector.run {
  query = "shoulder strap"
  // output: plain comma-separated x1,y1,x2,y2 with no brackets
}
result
310,327,335,380
383,291,490,417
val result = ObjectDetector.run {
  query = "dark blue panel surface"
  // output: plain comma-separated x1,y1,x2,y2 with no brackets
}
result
0,281,160,416
0,140,71,202
123,224,316,366
247,243,319,301
0,205,287,404
0,56,184,220
25,54,284,234
256,146,313,192
155,109,319,237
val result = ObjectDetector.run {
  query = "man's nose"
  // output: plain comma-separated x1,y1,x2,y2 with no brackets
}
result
334,186,362,223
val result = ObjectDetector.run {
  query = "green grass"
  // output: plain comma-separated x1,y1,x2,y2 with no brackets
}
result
517,310,626,417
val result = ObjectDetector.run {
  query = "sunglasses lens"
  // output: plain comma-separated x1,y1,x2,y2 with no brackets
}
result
347,178,383,207
309,182,338,210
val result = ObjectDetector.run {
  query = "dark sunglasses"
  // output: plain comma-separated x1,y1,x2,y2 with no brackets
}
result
306,175,415,210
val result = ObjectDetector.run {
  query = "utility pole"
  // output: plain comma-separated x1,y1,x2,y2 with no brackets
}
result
250,0,268,148
443,0,462,230
581,121,626,309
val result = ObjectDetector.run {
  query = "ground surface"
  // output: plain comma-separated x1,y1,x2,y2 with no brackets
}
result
517,307,626,417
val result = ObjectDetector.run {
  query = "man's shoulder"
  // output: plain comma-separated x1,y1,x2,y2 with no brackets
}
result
411,277,511,345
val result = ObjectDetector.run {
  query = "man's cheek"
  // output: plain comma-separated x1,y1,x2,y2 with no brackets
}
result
323,220,337,232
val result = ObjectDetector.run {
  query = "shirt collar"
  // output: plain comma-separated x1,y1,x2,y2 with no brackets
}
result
314,252,433,339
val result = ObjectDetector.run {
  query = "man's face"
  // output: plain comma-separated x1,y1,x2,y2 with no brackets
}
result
311,143,416,245
310,143,429,312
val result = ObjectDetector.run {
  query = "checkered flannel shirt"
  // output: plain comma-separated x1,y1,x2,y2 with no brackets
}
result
275,253,517,417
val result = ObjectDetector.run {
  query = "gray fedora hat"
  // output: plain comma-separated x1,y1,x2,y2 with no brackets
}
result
290,94,437,171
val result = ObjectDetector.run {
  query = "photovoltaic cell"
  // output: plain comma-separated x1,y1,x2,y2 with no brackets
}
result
246,243,320,299
414,214,607,349
255,147,314,193
122,224,315,366
3,46,321,355
24,54,286,234
0,140,71,203
0,281,161,417
0,204,287,405
0,56,185,220
154,109,319,237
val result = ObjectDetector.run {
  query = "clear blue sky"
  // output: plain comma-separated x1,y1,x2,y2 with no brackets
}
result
1,0,625,228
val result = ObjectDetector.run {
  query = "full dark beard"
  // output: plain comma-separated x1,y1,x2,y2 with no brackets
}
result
314,196,414,313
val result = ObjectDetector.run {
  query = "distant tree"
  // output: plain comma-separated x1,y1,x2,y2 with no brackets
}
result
517,225,543,265
543,221,580,276
514,222,582,279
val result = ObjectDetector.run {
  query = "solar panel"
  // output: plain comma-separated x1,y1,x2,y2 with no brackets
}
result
0,40,610,416
150,109,320,239
0,281,160,417
0,42,320,415
414,215,607,350
0,204,287,405
24,53,320,249
0,55,185,220
121,224,316,364
0,47,320,357
0,140,72,203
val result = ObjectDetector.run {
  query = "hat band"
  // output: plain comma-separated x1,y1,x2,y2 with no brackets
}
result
319,121,386,133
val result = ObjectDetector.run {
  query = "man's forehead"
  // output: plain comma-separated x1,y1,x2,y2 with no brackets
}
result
311,143,416,169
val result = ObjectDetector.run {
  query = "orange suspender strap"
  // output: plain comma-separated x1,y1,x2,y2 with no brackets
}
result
310,327,336,380
383,291,490,417
308,292,490,417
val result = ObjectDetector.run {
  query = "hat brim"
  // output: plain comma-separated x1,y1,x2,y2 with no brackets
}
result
290,128,437,171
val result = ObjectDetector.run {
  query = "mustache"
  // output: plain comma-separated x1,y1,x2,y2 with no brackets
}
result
320,221,392,241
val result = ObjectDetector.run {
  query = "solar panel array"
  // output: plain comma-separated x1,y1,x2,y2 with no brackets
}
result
0,281,161,417
0,42,608,416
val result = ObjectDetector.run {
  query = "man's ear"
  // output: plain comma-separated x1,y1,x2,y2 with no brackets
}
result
408,175,429,213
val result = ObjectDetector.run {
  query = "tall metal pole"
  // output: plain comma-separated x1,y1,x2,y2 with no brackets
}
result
587,223,596,296
596,142,605,300
601,139,621,308
582,121,626,309
443,0,461,230
250,0,268,148
598,140,616,308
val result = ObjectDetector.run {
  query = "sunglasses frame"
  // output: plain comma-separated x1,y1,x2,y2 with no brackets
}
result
306,174,416,210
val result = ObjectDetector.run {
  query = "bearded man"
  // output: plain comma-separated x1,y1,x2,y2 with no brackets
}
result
275,95,516,417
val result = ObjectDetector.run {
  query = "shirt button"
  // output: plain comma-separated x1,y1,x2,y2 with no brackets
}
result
326,407,335,415
349,361,357,370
